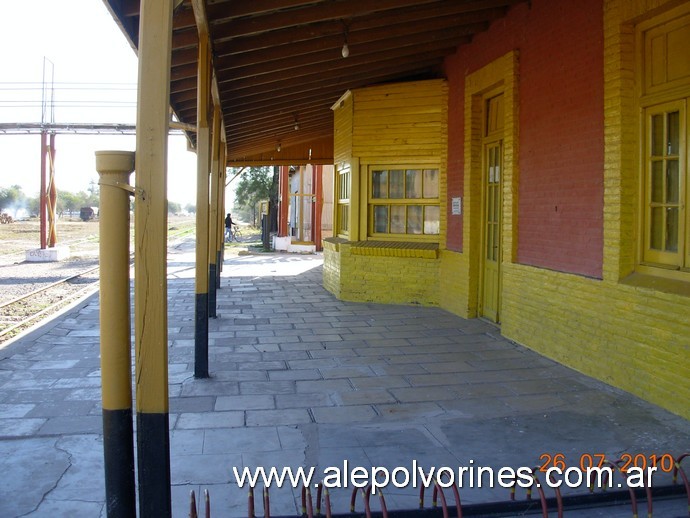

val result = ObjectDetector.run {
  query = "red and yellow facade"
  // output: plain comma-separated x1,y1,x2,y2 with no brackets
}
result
324,0,690,420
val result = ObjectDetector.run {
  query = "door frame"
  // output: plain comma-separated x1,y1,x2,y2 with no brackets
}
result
479,133,504,322
462,51,519,320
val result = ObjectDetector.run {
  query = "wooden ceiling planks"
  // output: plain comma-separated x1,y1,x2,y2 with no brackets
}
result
102,0,523,164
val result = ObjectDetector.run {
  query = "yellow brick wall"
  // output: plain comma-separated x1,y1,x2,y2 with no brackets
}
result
322,239,342,298
439,250,471,317
495,0,690,420
501,263,690,420
336,242,440,306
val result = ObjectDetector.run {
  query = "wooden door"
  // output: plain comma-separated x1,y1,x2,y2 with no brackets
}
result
480,94,504,322
481,141,503,322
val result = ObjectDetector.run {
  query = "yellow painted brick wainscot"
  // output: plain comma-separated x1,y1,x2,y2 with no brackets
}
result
501,262,690,419
324,239,440,306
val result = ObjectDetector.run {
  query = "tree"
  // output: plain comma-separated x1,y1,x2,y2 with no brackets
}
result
168,201,181,214
0,185,26,212
58,190,81,215
232,166,276,226
185,203,196,214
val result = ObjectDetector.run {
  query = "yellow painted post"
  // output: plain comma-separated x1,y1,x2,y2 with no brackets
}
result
195,33,211,378
134,0,173,514
218,145,227,282
208,105,220,318
95,150,136,518
215,130,225,288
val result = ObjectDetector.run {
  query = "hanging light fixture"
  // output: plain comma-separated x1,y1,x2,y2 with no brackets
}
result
294,114,300,131
276,141,281,152
341,20,350,58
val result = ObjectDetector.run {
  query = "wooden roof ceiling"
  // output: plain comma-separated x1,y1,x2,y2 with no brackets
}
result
103,0,524,166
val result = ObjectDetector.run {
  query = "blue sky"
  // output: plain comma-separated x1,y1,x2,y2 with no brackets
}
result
0,0,199,206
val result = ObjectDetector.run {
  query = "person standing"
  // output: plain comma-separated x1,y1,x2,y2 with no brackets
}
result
224,213,234,242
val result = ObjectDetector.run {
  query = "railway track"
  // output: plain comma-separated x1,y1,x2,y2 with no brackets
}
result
0,267,101,344
0,223,196,347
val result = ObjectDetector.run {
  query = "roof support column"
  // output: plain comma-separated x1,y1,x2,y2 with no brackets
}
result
194,29,211,378
314,165,323,251
133,0,173,514
215,128,226,288
95,150,136,518
208,105,221,318
278,166,289,237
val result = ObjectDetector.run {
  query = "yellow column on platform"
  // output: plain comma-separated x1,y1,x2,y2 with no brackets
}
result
96,150,136,518
134,0,173,514
208,105,220,317
218,143,227,281
194,32,211,378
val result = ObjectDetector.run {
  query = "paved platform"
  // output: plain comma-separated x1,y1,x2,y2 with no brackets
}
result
1,239,689,517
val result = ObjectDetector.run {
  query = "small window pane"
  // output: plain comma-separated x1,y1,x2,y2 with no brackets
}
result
424,206,440,235
407,205,423,234
492,224,499,261
390,205,405,233
651,161,663,203
339,205,349,232
423,169,439,198
666,207,679,252
372,170,388,199
406,170,422,198
389,170,404,198
487,184,494,222
667,160,679,203
340,171,350,200
374,206,388,233
651,114,664,157
668,111,679,155
650,207,663,250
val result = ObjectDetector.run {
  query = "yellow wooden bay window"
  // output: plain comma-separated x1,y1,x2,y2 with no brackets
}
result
369,167,440,238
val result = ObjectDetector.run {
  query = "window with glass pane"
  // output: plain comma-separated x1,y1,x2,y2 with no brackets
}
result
372,170,388,199
370,167,440,237
424,206,440,234
374,206,389,233
423,169,439,198
390,206,405,233
643,101,686,268
390,170,404,198
337,166,351,236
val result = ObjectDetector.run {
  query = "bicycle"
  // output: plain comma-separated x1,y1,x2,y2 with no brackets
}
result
232,226,242,241
225,225,242,243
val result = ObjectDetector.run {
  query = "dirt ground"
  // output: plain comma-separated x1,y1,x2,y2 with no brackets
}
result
0,215,200,263
0,215,196,297
0,218,100,260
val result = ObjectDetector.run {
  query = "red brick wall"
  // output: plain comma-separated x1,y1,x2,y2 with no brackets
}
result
444,0,604,278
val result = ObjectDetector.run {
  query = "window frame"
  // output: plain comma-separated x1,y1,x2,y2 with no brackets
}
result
366,164,441,241
336,164,351,238
636,7,690,279
641,100,687,269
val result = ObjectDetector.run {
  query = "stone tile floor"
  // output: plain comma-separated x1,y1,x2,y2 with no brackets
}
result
1,240,689,516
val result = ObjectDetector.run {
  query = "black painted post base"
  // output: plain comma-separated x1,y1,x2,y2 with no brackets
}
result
136,412,171,517
102,408,136,518
194,292,209,378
